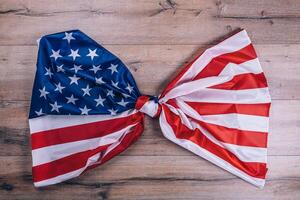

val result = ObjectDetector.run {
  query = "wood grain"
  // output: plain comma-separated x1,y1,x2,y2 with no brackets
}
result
0,99,300,156
0,0,299,199
1,155,300,199
0,0,300,45
1,44,300,100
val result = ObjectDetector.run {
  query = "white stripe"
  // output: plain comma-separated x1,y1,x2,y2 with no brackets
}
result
178,88,271,104
201,114,269,133
33,125,137,187
176,30,251,85
219,58,263,77
32,124,137,166
97,121,137,165
165,104,267,163
160,58,267,103
222,143,267,163
29,109,137,133
139,100,159,117
159,110,265,188
34,153,101,187
175,99,269,132
160,75,231,103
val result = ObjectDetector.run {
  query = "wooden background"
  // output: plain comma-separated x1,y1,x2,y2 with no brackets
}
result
0,0,300,199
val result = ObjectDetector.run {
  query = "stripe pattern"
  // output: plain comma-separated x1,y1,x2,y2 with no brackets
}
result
159,30,271,188
29,29,270,188
29,110,144,187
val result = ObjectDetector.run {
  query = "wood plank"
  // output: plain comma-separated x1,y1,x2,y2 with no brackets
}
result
1,99,299,156
0,0,299,199
0,0,300,45
1,44,300,100
0,155,299,199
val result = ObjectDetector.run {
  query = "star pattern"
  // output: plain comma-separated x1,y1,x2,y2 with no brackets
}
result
82,84,92,96
108,64,118,74
30,30,139,118
107,89,115,98
95,77,105,85
71,64,82,73
50,101,62,112
50,49,62,61
45,67,53,78
79,106,91,115
94,95,105,106
111,81,119,89
39,87,49,99
56,64,65,73
108,108,118,115
126,83,134,93
87,48,99,60
35,108,44,116
69,49,81,60
66,94,78,105
89,65,101,74
69,75,80,85
54,82,65,93
63,32,75,44
117,99,129,107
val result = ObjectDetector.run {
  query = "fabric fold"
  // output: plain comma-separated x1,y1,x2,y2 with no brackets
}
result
29,29,271,188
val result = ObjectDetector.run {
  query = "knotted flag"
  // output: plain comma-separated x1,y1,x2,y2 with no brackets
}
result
29,29,271,188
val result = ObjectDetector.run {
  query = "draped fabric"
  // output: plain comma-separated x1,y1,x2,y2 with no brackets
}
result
29,29,271,187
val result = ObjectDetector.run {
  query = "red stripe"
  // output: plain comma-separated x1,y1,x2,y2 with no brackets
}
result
160,52,204,99
84,122,144,172
31,112,143,150
162,105,267,179
168,100,271,117
193,44,257,80
32,123,144,183
166,100,268,147
153,105,162,118
32,144,110,183
160,29,249,99
135,96,150,110
209,73,268,90
195,120,267,148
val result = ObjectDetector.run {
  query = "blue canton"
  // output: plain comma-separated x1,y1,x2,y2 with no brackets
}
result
29,30,140,118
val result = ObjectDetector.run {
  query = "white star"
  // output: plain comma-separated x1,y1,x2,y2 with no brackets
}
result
50,101,62,112
111,81,119,89
117,99,129,107
69,75,80,85
39,86,49,99
56,64,65,73
68,49,81,60
35,108,44,116
108,108,118,116
89,65,101,74
86,48,99,60
126,83,134,93
95,77,105,85
108,63,118,74
82,84,92,96
79,105,91,115
50,49,62,61
66,94,78,105
122,93,131,98
107,89,115,98
71,64,82,73
54,82,65,93
63,32,75,44
45,67,53,78
94,95,105,106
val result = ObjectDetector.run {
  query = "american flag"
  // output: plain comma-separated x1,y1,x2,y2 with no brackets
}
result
29,29,271,188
